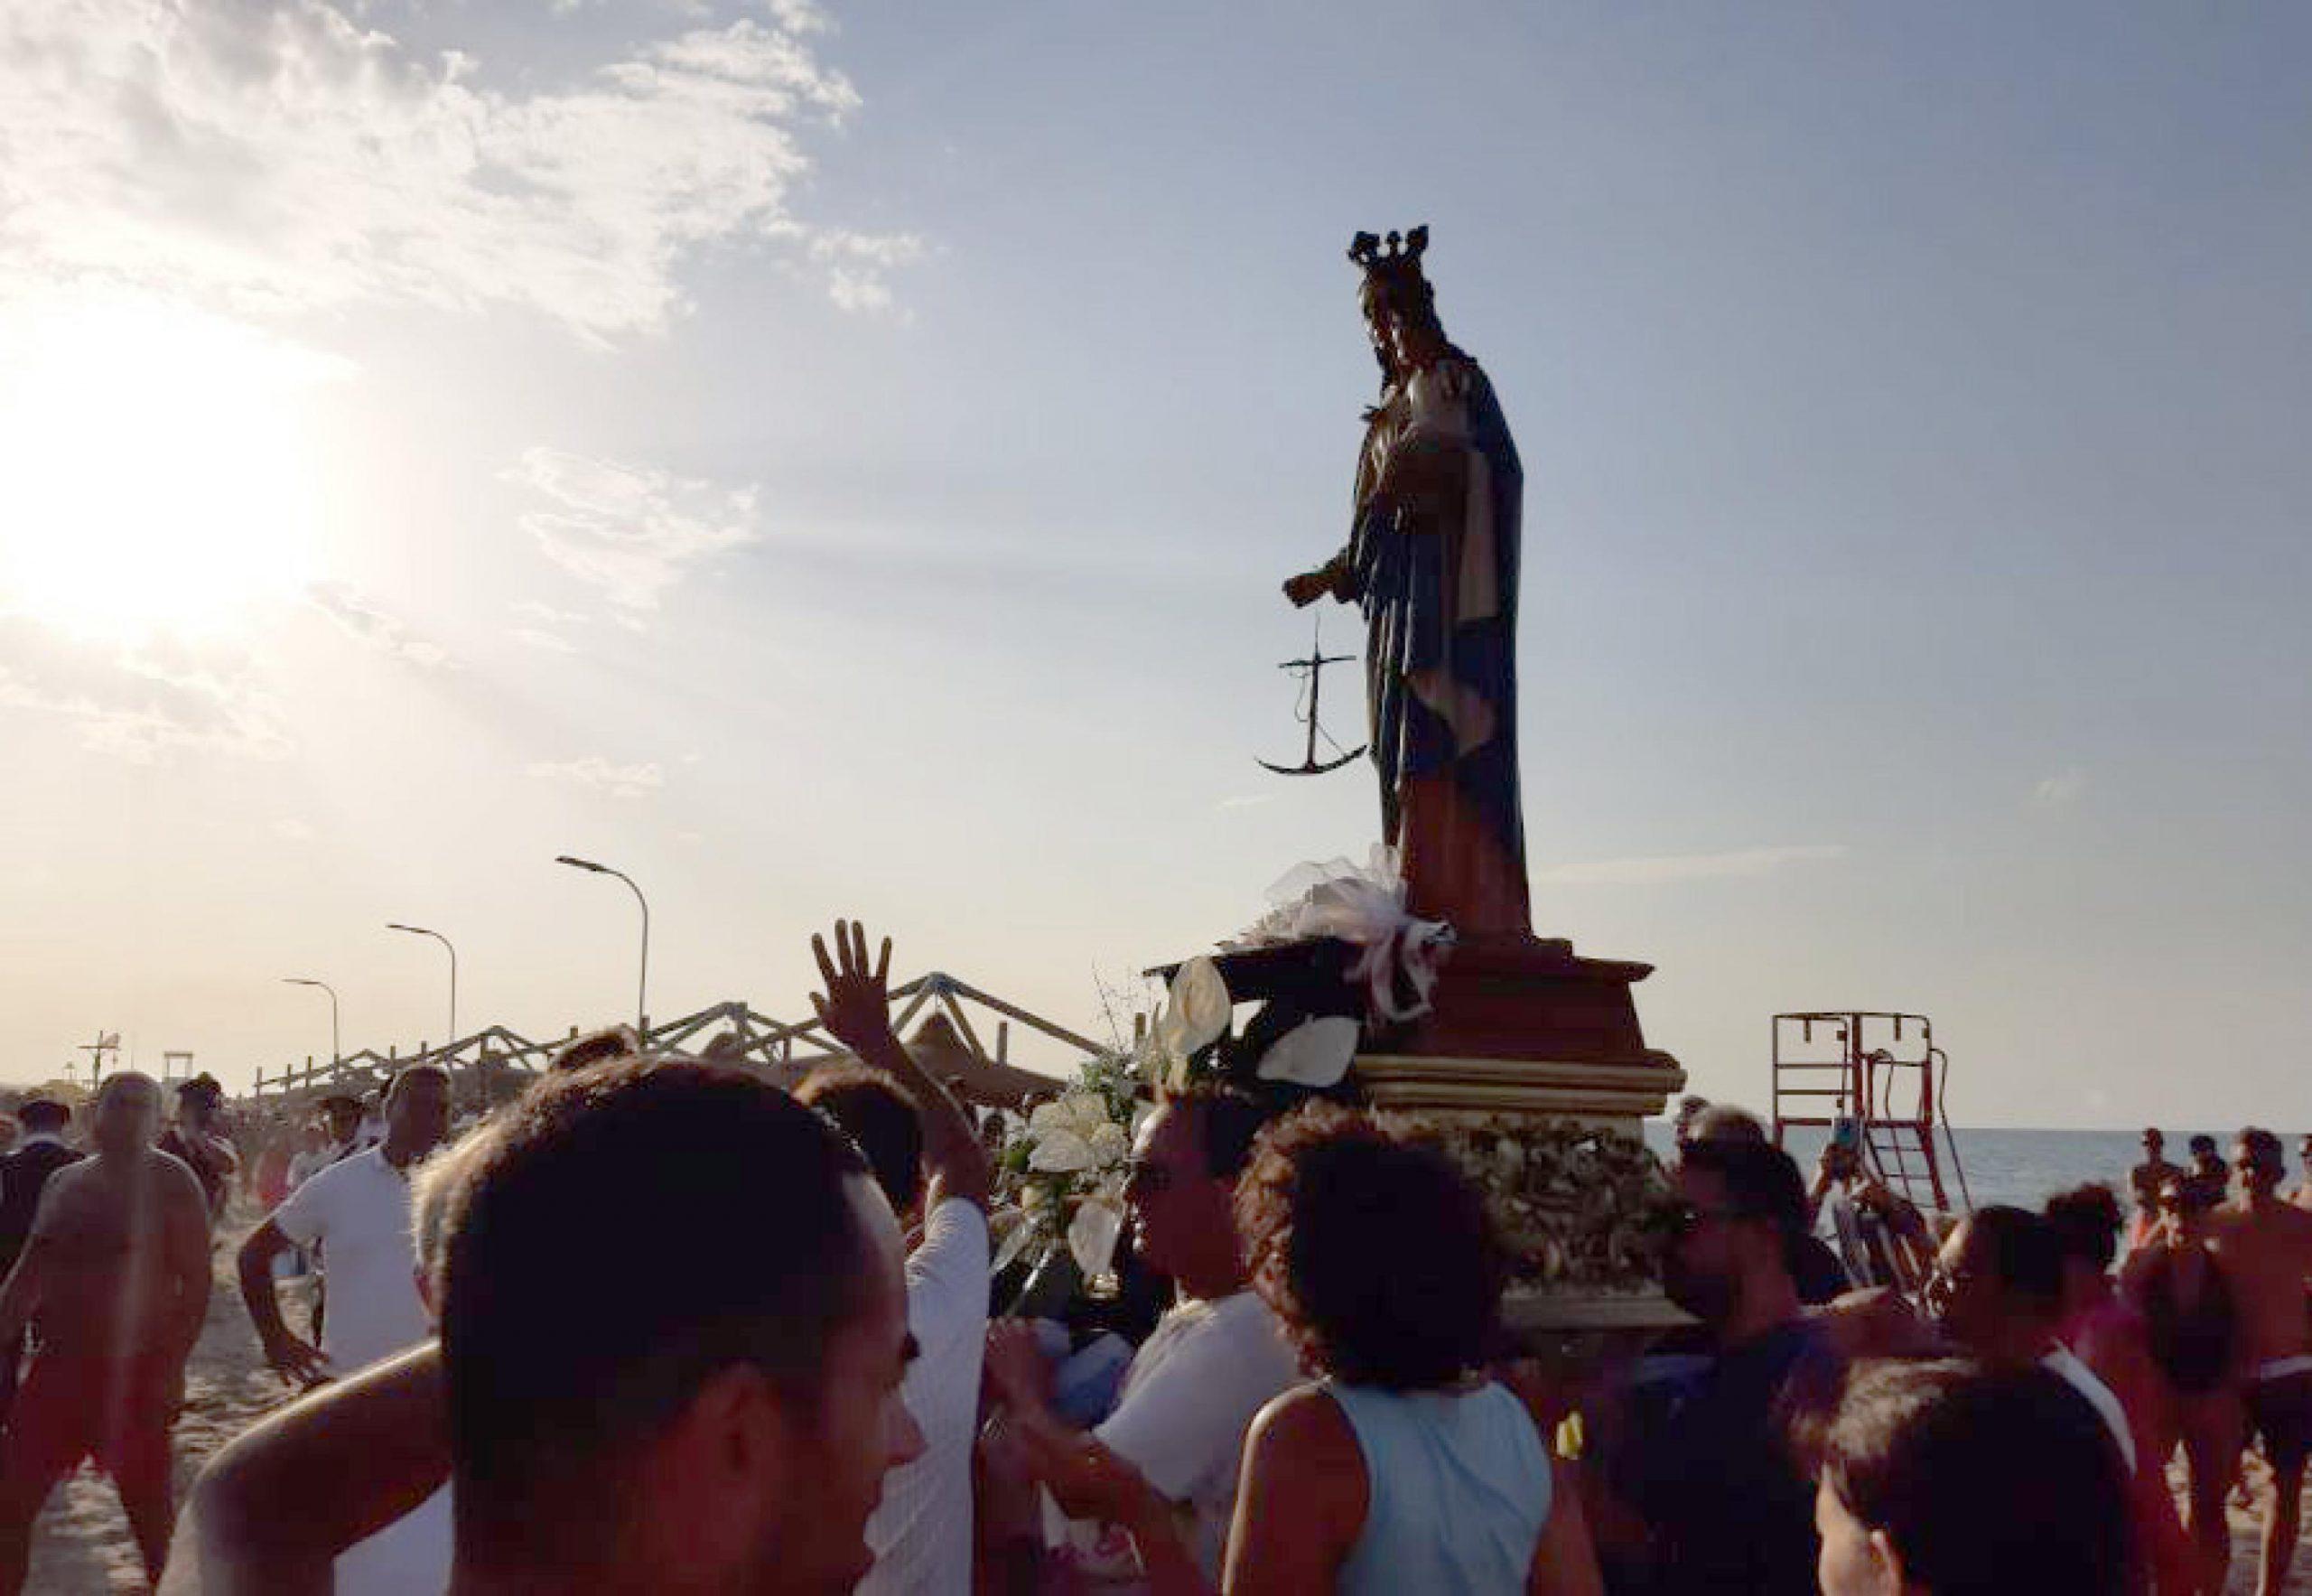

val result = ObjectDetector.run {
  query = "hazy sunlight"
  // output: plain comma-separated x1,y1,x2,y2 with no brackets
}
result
0,294,345,641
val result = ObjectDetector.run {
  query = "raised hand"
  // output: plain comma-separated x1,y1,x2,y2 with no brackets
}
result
810,918,897,1059
983,1319,1053,1414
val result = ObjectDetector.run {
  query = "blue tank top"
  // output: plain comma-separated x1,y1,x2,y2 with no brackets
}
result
1328,1379,1552,1596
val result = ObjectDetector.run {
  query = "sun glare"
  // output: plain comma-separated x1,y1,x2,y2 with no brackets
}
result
0,294,345,642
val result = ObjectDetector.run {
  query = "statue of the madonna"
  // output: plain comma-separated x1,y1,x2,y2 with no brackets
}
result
1285,228,1530,938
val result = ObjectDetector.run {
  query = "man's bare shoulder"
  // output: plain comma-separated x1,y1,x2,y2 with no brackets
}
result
2214,1202,2312,1247
38,1157,94,1199
27,1157,107,1234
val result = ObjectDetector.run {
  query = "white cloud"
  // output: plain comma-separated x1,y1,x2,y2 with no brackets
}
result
0,0,911,341
306,583,453,669
527,755,665,799
1214,794,1275,811
2031,768,2088,808
273,818,317,843
764,0,834,34
809,229,929,316
0,620,289,762
509,599,588,652
508,446,760,615
1534,844,1849,887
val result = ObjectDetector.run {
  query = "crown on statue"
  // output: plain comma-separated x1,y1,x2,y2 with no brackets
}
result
1348,226,1433,314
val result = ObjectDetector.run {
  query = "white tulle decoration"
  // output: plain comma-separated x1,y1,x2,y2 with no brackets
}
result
1229,846,1455,1022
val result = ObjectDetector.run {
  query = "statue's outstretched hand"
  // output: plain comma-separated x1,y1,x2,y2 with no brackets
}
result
1283,570,1330,607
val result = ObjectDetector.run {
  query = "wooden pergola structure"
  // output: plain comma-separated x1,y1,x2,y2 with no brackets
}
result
243,971,1103,1115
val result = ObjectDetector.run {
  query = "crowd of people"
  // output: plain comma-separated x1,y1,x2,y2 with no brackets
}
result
0,938,2305,1594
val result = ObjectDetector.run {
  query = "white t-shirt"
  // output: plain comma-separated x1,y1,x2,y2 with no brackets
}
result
270,1147,448,1596
1051,1290,1299,1582
272,1147,430,1376
2045,1343,2138,1471
858,1199,989,1596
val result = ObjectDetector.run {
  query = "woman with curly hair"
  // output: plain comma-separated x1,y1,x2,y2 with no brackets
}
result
1052,1101,1601,1594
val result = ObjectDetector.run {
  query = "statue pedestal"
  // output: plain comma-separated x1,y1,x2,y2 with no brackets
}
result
1199,931,1692,1339
1359,1046,1691,1341
1376,933,1655,1064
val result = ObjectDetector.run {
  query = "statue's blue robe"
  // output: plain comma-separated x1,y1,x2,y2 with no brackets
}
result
1346,350,1525,927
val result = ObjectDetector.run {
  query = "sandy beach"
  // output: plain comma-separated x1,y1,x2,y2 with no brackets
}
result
18,1206,2312,1593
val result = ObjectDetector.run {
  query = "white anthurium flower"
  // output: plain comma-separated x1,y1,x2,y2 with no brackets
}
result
1154,957,1231,1060
1254,1015,1360,1088
988,1208,1038,1276
1067,1194,1125,1280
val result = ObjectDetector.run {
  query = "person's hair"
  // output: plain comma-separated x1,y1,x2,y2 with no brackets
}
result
1965,1206,2065,1311
2241,1127,2283,1169
97,1071,159,1108
1161,1079,1285,1183
2044,1184,2122,1273
2141,1126,2163,1143
550,1026,644,1074
15,1099,68,1133
1823,1358,2133,1596
1679,1136,1809,1249
412,1134,488,1282
1237,1103,1503,1390
2187,1134,2217,1154
1683,1103,1770,1146
387,1062,452,1102
434,1059,872,1565
796,1065,923,1215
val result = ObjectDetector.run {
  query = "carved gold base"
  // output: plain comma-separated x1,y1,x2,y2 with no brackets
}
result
1356,1050,1687,1131
1356,1049,1694,1336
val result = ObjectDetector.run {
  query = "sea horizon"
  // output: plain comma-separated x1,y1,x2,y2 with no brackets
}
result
1638,1122,2266,1214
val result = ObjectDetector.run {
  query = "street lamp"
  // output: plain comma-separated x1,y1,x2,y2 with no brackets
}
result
556,854,649,1032
283,977,341,1065
387,923,459,1046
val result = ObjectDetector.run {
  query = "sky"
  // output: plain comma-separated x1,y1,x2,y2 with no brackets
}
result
1,1,2306,1130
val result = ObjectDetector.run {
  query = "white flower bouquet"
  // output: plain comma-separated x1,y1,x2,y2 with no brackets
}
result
993,1050,1145,1289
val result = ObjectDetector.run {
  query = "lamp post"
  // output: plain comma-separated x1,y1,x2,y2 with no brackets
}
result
283,977,341,1066
555,855,649,1033
387,923,458,1048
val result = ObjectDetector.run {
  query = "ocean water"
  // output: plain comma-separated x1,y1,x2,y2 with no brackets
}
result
1641,1123,2201,1213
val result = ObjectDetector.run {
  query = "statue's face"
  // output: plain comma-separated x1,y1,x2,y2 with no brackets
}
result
1360,284,1399,377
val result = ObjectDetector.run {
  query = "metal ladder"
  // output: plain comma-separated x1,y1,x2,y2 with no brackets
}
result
1772,1013,1970,1217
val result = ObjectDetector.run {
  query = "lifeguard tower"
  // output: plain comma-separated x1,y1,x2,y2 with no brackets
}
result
1771,1011,1972,1216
